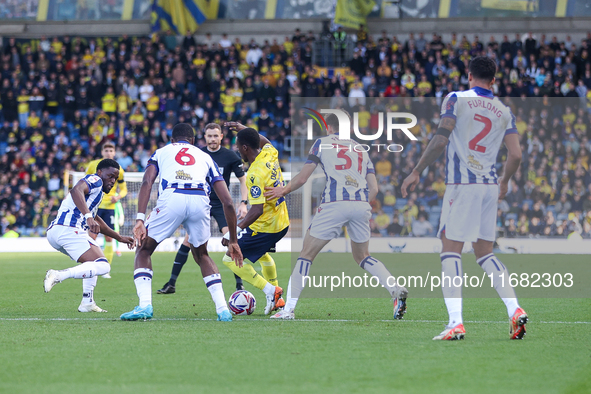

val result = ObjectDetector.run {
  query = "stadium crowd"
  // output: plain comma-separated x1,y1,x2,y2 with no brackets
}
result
0,29,590,238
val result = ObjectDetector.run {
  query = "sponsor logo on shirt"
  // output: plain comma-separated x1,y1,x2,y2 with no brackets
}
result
175,170,193,180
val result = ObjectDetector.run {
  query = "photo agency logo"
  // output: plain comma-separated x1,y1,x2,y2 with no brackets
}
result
303,107,418,153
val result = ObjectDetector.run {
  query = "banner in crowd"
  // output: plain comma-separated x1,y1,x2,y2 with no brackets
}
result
151,0,218,34
334,0,377,28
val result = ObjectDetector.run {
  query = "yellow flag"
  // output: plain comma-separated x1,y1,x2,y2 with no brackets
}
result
334,0,376,29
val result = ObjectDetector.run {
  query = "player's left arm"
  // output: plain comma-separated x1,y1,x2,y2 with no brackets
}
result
232,156,248,219
499,133,522,199
237,203,264,229
111,177,128,203
401,116,455,198
237,175,248,219
95,214,134,248
366,172,378,202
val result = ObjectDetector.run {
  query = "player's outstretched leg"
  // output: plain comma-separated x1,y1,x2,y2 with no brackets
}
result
222,254,282,315
476,252,528,339
271,257,312,320
358,255,408,320
433,252,465,340
44,257,111,293
158,241,190,294
192,242,232,321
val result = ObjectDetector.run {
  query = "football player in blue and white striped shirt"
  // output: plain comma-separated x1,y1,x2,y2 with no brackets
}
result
44,159,134,313
402,57,527,341
265,112,408,321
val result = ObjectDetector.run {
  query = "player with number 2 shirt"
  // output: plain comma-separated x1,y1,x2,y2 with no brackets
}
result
401,56,528,341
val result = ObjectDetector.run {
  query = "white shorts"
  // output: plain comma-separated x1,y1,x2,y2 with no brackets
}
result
309,201,372,243
46,225,99,262
146,189,211,247
438,184,499,243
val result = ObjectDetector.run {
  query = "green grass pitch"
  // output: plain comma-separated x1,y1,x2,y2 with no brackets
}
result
0,252,590,393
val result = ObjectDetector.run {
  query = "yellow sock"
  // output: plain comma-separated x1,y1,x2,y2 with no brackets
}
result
104,242,113,264
259,253,278,286
222,254,268,291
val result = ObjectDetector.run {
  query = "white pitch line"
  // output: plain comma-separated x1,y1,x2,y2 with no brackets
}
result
0,317,589,324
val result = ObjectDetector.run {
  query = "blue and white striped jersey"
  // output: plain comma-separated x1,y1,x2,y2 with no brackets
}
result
49,174,104,230
147,141,223,196
307,134,375,204
442,86,517,185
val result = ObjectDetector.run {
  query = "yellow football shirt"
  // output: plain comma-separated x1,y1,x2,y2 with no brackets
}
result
246,144,289,234
86,159,127,210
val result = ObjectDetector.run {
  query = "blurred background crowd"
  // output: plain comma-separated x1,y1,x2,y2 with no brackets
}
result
1,28,590,239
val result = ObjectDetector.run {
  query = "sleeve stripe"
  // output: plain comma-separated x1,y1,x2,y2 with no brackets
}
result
504,128,518,135
367,168,375,174
307,154,320,164
211,176,224,184
441,114,457,120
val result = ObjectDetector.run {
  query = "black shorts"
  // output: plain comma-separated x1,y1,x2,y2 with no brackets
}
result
210,200,227,232
238,226,289,263
97,208,115,230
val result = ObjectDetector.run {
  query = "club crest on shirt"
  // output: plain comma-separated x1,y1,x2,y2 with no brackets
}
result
467,155,483,170
250,175,255,183
175,170,193,180
345,175,359,188
250,186,261,198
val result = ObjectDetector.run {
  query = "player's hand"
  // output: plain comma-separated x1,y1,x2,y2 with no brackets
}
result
225,121,247,132
237,203,248,220
227,241,244,268
401,170,420,198
133,220,147,247
264,185,284,200
221,237,229,247
86,217,100,235
498,180,509,200
119,235,135,250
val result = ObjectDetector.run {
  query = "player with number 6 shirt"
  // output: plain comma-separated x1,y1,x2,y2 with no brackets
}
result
120,123,243,322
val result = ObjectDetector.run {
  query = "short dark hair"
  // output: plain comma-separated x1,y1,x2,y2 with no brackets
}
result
172,123,195,140
468,56,497,83
324,110,351,131
97,158,120,172
101,141,115,150
236,128,260,150
204,123,222,134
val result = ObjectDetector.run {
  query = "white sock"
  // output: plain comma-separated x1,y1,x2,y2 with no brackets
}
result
441,253,463,326
81,276,98,305
284,258,312,311
477,253,520,317
134,268,153,308
58,258,110,280
203,273,228,314
360,256,397,296
263,282,276,297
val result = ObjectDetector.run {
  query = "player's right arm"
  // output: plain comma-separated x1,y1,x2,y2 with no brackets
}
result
499,133,522,199
225,121,271,148
70,178,100,234
133,163,158,246
265,139,320,199
401,116,455,198
213,180,243,266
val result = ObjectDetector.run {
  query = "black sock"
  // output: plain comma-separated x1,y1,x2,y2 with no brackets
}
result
235,273,243,288
169,244,190,286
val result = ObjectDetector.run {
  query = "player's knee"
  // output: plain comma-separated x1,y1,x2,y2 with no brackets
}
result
222,253,234,267
258,253,274,267
94,259,111,275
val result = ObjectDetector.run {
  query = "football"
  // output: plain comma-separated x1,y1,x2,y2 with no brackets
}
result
228,290,256,315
